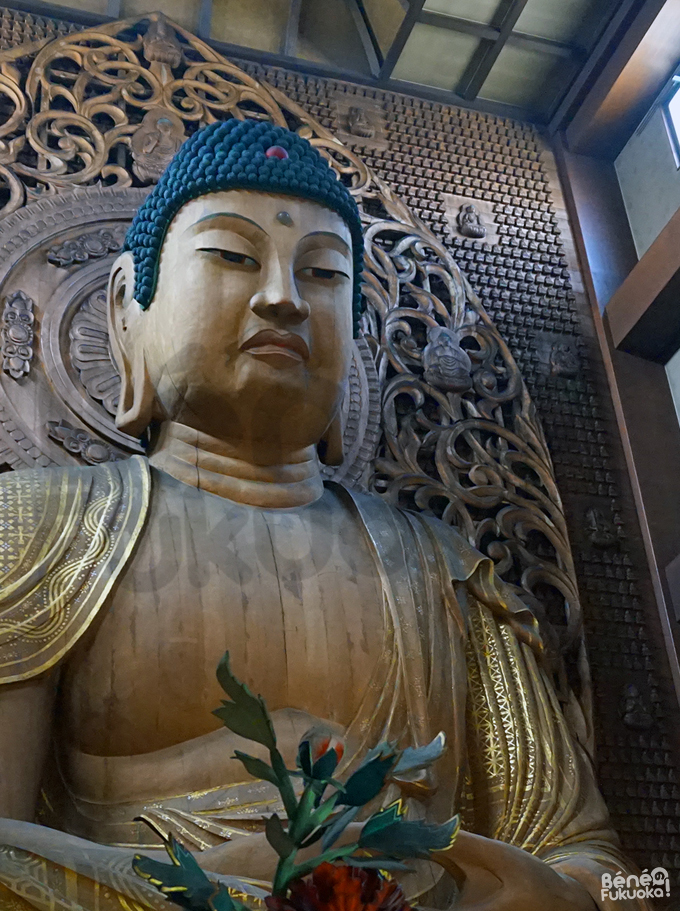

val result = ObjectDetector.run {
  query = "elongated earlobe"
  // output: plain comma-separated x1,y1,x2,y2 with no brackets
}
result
115,345,157,437
107,252,157,437
318,411,344,466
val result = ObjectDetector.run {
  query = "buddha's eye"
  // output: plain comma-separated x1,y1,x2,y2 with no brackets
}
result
199,248,259,268
298,267,349,281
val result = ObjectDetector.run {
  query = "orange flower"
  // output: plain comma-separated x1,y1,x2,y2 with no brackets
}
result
298,727,345,780
265,863,411,911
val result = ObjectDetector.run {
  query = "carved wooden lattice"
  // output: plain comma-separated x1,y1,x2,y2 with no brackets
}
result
0,13,591,748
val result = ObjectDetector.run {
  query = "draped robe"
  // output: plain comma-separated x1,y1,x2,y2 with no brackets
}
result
0,458,649,910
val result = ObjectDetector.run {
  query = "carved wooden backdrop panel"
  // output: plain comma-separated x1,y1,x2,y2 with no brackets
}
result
0,8,676,885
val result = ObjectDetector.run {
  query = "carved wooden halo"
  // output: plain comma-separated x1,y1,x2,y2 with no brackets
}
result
0,186,381,479
0,187,147,469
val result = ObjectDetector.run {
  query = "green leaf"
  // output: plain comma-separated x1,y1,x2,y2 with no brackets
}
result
133,834,238,911
213,653,276,751
270,749,299,822
359,800,404,840
308,792,339,830
233,751,279,787
265,814,295,859
296,793,341,849
289,784,316,843
337,753,398,807
210,886,248,911
392,733,446,776
321,805,360,851
286,844,359,883
358,810,461,859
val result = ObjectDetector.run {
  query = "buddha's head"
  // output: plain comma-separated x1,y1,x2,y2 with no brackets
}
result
107,119,364,465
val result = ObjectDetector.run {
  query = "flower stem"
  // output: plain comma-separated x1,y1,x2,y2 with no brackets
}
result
289,785,316,844
270,749,298,821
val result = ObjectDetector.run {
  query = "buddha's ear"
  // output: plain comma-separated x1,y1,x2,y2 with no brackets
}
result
107,252,156,437
318,411,345,466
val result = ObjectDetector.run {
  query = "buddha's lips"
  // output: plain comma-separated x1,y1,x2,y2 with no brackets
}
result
241,329,309,361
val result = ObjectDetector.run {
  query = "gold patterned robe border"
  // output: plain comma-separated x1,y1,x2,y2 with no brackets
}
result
0,457,150,682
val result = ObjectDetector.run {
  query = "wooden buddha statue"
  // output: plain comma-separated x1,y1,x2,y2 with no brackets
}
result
0,121,648,911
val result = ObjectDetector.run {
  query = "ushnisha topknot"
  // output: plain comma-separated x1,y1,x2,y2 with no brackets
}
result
123,119,365,335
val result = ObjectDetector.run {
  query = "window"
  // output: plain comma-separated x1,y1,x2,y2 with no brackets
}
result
664,76,680,166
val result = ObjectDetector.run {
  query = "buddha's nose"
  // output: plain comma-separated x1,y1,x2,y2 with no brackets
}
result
249,266,310,323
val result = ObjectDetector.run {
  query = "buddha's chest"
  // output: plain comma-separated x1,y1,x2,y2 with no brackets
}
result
60,480,385,756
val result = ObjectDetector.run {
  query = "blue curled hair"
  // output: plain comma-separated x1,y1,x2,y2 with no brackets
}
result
123,119,365,335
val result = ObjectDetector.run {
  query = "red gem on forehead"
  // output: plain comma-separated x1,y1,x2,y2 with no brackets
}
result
266,145,289,160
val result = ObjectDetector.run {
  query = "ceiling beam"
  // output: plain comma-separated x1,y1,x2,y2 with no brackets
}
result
282,0,302,56
418,9,581,59
345,0,382,77
419,11,499,41
548,0,641,136
561,0,680,156
510,29,582,59
196,0,212,41
606,203,680,358
379,0,426,81
455,0,531,100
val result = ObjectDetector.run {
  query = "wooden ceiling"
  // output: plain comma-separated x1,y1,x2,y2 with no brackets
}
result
6,0,680,136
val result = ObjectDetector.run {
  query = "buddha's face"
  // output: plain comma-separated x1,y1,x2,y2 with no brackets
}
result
112,189,354,457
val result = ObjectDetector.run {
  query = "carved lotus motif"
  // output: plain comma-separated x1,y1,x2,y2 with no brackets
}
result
69,289,121,416
422,326,472,392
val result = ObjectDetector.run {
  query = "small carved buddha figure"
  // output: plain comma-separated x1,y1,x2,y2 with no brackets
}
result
585,506,618,548
347,106,375,140
549,341,579,379
456,204,486,240
132,109,185,182
0,121,648,910
422,326,473,392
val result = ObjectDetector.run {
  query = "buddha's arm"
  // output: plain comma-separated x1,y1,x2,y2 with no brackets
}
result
0,672,57,820
461,595,650,910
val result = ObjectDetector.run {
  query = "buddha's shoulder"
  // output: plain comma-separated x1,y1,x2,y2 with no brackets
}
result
329,481,484,576
0,457,151,552
0,454,150,507
0,457,150,684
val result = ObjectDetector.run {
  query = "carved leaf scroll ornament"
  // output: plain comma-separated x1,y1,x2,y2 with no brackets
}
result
47,226,126,267
47,418,120,464
0,13,591,751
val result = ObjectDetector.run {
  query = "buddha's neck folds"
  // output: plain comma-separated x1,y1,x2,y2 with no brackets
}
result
148,421,324,508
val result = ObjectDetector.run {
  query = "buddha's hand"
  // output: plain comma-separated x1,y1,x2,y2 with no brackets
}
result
433,830,597,911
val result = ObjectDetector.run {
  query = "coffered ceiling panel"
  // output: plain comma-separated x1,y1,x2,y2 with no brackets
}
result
422,0,501,26
0,0,655,126
391,23,479,90
479,41,572,113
